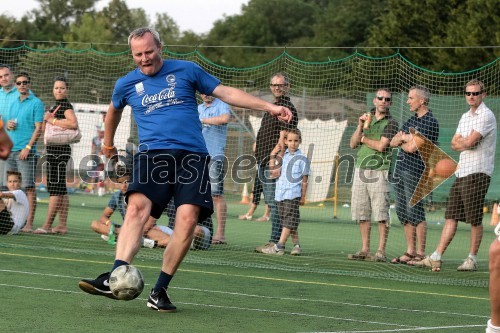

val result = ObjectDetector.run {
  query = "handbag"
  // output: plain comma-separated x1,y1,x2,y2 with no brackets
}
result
44,105,82,145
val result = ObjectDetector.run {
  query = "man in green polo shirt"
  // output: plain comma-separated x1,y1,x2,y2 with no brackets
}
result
347,88,398,262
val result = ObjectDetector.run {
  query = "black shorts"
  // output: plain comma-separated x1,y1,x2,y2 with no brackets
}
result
445,173,491,226
126,150,213,221
0,208,14,234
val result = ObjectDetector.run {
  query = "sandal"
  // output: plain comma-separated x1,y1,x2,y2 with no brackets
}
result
21,226,33,233
51,226,67,234
391,252,415,264
407,254,425,266
347,251,372,261
33,228,51,234
373,250,387,262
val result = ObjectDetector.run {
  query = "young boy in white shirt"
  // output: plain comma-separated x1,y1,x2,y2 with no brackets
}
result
263,129,310,255
0,171,29,234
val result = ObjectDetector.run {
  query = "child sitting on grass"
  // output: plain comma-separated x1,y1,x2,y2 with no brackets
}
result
0,171,29,235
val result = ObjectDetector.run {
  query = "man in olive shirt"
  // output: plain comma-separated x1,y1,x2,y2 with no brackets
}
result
347,88,398,262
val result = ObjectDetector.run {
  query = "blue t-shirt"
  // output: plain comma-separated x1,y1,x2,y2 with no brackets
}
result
108,191,126,219
275,148,310,201
0,87,19,119
7,94,45,152
396,111,439,174
198,98,230,160
112,60,221,153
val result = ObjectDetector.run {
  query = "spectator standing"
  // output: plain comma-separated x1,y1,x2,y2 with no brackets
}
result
5,72,44,233
239,143,271,222
90,125,104,194
254,72,298,253
262,129,309,255
0,64,19,189
33,77,79,234
416,79,496,271
198,94,230,244
347,89,398,262
389,85,439,265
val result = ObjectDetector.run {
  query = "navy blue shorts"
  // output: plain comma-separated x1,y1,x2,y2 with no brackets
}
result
126,150,213,221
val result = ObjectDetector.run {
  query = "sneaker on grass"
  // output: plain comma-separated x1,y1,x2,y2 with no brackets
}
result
261,244,285,255
255,242,275,253
457,257,477,271
290,244,302,256
147,288,177,312
78,272,117,299
413,256,442,272
373,250,387,262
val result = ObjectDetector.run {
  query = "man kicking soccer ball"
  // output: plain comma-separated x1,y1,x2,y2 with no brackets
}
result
78,27,292,312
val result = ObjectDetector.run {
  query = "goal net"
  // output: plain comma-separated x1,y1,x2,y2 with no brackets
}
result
0,45,498,287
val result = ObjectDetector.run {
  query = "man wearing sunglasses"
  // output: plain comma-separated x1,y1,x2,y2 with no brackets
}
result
348,88,398,262
417,79,496,273
5,72,44,233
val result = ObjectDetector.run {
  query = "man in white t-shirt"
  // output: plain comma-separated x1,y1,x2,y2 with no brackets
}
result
0,170,29,234
416,79,496,272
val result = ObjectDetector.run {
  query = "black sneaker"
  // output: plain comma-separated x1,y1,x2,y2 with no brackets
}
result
146,288,177,312
78,272,117,300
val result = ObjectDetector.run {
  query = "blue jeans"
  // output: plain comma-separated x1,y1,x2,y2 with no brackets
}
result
5,151,37,189
258,163,281,243
393,169,425,226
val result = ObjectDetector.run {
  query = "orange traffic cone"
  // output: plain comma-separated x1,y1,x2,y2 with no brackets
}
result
491,202,499,226
240,183,250,204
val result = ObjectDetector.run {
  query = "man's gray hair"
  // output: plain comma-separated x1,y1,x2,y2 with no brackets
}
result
128,27,162,47
410,85,430,105
270,72,290,86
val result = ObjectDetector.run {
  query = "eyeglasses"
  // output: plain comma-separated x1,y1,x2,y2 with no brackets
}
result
270,84,287,88
376,96,391,102
16,81,30,86
464,91,482,96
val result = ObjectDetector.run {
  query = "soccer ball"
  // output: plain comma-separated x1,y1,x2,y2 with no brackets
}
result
109,265,144,301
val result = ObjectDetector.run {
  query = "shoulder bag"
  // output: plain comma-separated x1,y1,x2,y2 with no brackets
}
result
44,105,82,145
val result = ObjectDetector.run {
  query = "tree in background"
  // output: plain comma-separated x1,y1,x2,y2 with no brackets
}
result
366,0,500,71
0,0,498,71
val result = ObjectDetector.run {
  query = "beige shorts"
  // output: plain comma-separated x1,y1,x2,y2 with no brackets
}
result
351,168,390,222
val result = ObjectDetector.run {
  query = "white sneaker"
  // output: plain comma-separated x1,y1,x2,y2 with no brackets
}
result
255,242,275,253
290,244,302,256
457,257,477,271
261,244,284,255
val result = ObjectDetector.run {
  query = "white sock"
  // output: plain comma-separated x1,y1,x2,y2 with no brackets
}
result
430,251,441,261
487,319,500,333
469,254,477,262
142,238,156,248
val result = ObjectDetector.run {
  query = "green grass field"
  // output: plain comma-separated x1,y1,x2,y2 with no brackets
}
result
0,192,493,332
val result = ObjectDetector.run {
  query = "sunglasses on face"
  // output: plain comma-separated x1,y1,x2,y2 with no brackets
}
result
376,96,391,102
464,91,482,96
16,81,30,86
